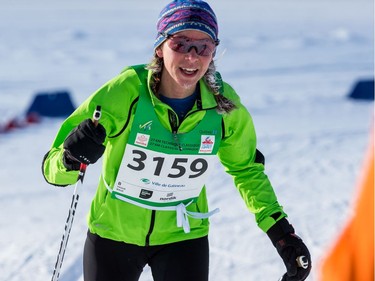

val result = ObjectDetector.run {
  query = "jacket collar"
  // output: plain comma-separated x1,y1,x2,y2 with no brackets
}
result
146,69,218,111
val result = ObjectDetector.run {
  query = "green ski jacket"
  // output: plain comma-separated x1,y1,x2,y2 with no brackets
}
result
42,64,287,246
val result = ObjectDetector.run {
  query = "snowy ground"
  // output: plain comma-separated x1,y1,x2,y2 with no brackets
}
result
0,1,373,281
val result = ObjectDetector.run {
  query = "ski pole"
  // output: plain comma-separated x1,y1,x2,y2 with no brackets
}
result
277,255,309,281
51,105,102,281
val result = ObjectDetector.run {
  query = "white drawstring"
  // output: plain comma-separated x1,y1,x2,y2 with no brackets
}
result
176,202,220,233
176,203,191,233
102,174,220,233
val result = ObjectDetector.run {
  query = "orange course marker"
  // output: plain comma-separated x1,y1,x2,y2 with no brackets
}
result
320,132,374,281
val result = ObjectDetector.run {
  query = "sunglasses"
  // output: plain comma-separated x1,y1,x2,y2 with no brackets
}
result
164,34,219,57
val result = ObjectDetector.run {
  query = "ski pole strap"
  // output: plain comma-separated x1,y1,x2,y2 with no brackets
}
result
101,174,220,233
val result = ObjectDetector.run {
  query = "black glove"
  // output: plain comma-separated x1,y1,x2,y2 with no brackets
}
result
63,119,106,170
267,218,312,281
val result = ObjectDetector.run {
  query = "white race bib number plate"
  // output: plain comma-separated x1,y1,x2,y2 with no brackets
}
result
112,144,214,205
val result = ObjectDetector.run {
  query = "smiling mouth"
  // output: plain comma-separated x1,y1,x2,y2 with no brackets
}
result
180,67,198,75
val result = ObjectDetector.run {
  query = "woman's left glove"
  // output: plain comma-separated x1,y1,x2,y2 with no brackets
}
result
267,218,312,281
62,119,106,170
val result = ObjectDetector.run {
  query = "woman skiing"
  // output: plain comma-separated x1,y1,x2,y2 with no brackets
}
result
43,1,311,280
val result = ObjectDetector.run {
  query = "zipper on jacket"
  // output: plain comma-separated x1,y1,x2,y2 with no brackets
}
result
168,110,183,151
145,210,156,246
109,97,139,138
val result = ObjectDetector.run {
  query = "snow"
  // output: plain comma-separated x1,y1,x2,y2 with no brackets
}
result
0,0,373,280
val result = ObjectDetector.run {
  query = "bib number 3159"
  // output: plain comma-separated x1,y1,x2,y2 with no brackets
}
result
126,149,209,179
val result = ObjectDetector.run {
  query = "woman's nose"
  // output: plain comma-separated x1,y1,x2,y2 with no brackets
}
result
185,47,199,60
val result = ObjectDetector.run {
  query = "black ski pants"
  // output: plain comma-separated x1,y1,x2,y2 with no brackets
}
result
83,231,209,281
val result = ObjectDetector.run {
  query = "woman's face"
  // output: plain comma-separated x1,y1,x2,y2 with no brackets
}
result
156,30,214,98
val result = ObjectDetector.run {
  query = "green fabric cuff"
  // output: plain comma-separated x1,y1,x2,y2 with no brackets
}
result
258,216,278,232
258,212,288,233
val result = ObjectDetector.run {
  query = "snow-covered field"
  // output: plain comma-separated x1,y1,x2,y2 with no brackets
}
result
0,1,373,280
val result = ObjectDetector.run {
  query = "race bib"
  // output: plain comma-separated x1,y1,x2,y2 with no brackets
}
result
112,144,215,207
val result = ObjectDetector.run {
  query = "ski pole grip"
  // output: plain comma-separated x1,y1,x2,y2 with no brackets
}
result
296,255,309,269
92,105,101,127
77,105,101,181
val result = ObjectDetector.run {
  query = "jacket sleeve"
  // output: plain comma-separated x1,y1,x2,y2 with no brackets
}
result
217,83,287,232
42,68,140,186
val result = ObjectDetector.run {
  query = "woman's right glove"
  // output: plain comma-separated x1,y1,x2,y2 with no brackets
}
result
62,119,106,170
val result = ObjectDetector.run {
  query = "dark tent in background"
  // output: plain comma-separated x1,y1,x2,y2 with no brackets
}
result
1,90,76,133
348,79,374,101
26,90,76,117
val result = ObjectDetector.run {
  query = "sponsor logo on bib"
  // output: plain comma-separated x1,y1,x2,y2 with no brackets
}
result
199,135,215,153
135,133,150,147
139,189,153,199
